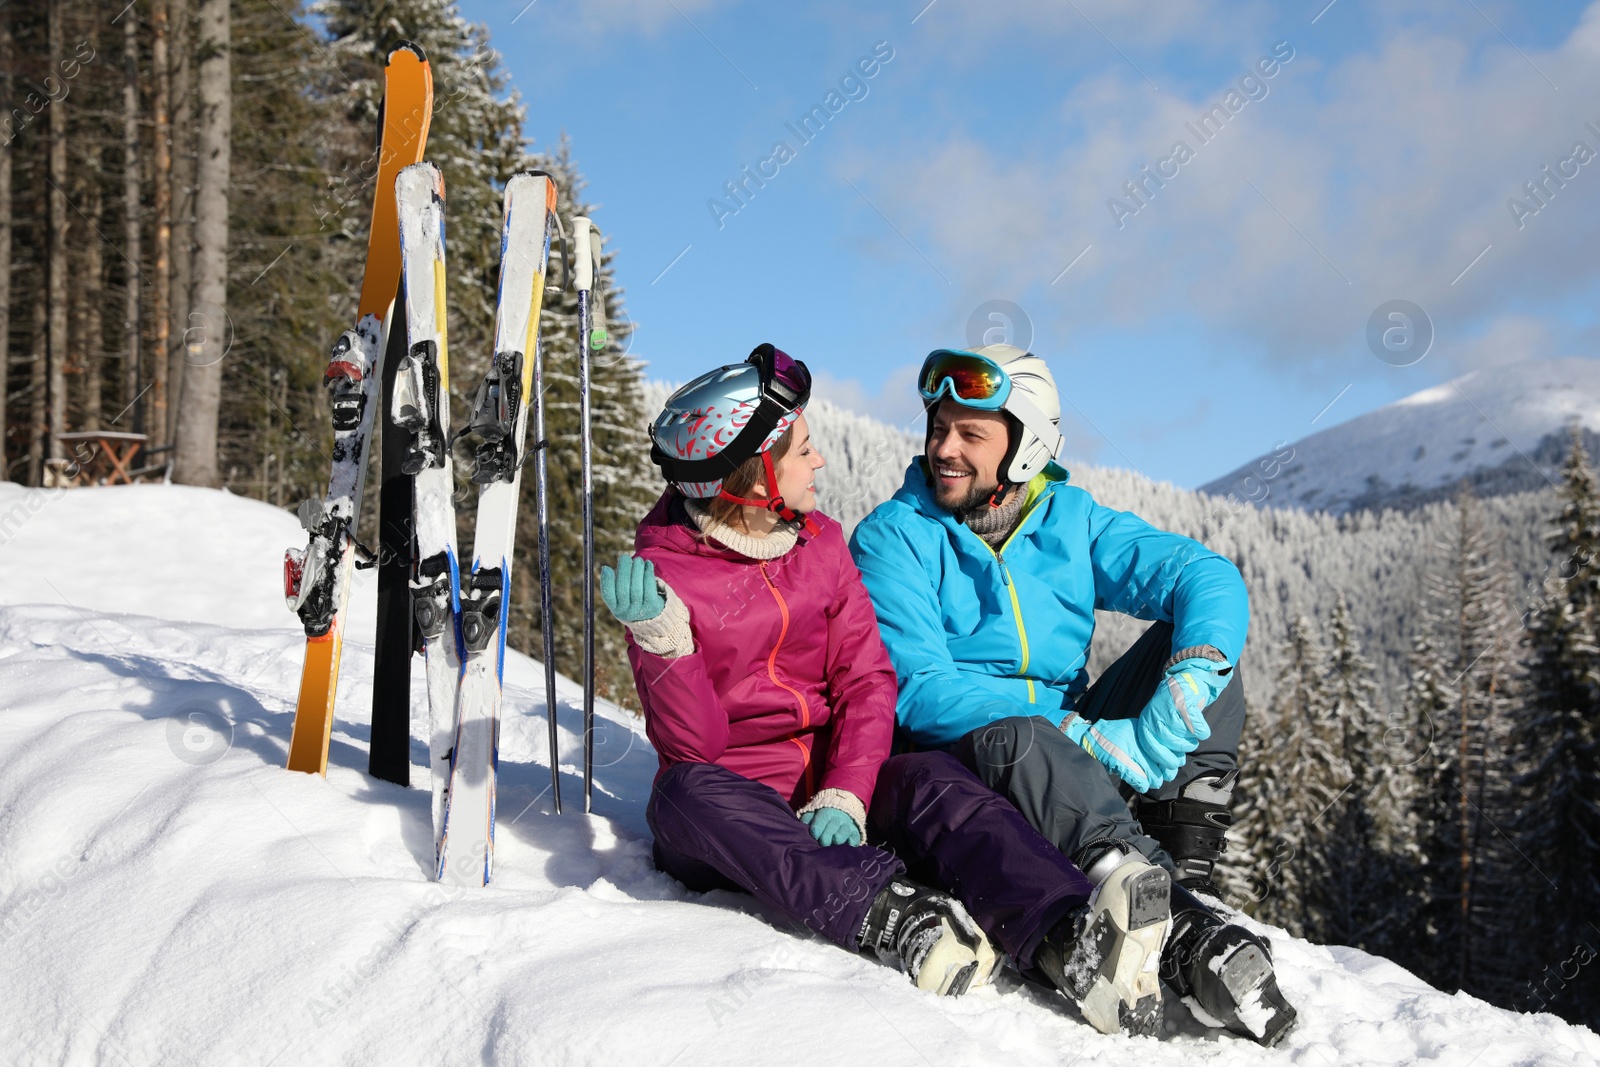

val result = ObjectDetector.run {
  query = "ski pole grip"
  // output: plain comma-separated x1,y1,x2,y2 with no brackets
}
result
572,215,595,292
586,223,608,351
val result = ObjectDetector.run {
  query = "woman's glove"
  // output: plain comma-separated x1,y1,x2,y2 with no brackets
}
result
599,553,666,624
1136,655,1231,755
800,806,862,847
797,788,867,847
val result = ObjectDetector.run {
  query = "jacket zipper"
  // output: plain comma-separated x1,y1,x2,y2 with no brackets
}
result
759,562,815,796
979,494,1041,704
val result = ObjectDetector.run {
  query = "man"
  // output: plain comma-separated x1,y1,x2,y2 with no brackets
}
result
849,344,1296,1045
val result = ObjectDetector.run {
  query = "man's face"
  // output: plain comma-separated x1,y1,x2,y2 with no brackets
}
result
927,400,1011,512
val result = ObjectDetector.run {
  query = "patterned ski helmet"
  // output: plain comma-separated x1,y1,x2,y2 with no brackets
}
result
650,343,811,499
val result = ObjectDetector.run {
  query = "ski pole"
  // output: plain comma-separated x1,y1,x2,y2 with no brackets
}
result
533,206,569,816
572,215,602,814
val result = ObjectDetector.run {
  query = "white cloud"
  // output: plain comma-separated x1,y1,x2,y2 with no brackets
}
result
1448,314,1564,371
844,2,1600,382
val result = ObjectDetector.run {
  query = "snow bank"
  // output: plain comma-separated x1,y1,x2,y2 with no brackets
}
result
0,484,1596,1066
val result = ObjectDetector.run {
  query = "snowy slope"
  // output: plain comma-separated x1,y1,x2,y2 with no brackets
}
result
1201,359,1600,514
1,483,1597,1066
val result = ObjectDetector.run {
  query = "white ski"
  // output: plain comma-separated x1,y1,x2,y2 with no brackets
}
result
435,172,558,887
394,161,463,851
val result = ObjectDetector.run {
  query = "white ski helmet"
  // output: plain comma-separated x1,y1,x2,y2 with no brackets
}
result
918,344,1064,485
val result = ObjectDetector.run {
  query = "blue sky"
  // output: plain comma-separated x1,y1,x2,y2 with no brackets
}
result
463,0,1600,489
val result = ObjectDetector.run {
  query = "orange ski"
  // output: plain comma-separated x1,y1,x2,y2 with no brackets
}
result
284,44,433,775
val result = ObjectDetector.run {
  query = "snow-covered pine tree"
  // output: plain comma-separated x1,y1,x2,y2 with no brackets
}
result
1303,593,1413,953
1508,425,1600,1025
1232,613,1347,937
518,139,657,708
1406,488,1524,1000
1380,625,1453,971
219,0,364,506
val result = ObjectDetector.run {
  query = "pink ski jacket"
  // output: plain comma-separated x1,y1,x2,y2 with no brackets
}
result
627,491,897,808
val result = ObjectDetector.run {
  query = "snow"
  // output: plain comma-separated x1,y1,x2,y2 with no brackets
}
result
1233,987,1271,1040
1201,358,1600,513
2,482,1598,1066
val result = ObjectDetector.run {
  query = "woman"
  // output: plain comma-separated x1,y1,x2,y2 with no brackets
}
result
600,344,1174,1035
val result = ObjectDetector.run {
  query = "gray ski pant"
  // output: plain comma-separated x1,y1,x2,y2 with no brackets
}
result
950,620,1246,873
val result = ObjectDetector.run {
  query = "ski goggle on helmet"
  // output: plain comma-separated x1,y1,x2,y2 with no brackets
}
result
918,345,1066,486
918,348,1012,409
649,343,818,526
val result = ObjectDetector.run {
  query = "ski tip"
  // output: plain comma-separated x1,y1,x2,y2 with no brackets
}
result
397,159,442,188
525,168,559,191
388,40,428,65
512,171,563,211
507,172,560,213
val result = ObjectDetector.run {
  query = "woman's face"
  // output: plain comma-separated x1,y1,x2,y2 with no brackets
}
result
770,412,825,513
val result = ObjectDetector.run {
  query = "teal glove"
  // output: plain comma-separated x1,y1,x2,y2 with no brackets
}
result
599,553,666,624
800,807,862,847
1062,714,1180,794
1138,656,1230,756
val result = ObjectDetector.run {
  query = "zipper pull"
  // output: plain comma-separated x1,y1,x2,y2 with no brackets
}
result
997,554,1012,586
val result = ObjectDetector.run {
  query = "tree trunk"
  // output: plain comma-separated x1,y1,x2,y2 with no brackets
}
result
151,0,172,449
173,0,227,487
168,0,194,442
0,4,12,480
47,0,68,463
82,163,104,432
122,1,141,431
27,240,45,485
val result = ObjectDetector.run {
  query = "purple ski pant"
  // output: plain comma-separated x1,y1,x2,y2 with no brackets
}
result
646,751,1094,968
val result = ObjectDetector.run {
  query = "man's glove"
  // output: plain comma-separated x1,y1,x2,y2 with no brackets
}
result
1137,656,1231,755
1062,714,1181,793
800,806,862,847
599,553,667,624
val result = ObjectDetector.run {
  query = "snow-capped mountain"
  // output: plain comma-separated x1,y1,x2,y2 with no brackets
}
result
1201,359,1600,514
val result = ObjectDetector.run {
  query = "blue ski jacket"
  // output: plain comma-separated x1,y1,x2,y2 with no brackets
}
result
848,460,1250,748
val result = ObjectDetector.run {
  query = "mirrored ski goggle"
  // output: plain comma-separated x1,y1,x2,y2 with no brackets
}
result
771,349,810,395
749,343,812,410
918,349,1011,409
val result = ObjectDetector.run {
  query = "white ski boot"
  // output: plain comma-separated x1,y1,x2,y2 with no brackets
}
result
859,878,999,996
1036,848,1172,1036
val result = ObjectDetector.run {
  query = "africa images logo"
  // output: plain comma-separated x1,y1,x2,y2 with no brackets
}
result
707,42,896,230
1107,41,1296,230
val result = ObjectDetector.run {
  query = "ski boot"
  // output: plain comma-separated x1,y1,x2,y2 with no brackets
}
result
859,879,998,996
1139,771,1236,903
1164,884,1297,1046
1035,847,1172,1037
